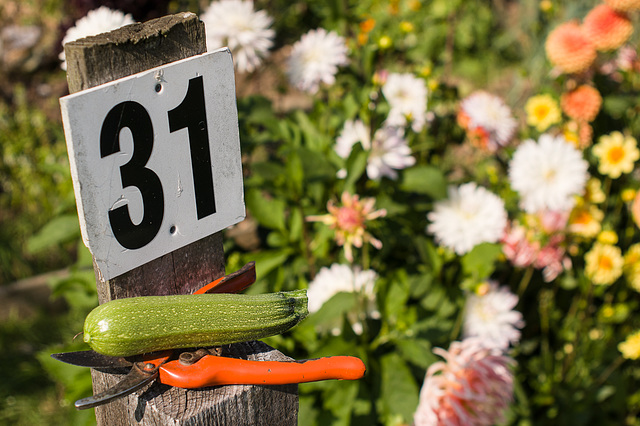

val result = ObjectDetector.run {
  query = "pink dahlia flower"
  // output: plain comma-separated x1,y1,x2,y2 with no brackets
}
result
307,192,387,262
414,338,515,426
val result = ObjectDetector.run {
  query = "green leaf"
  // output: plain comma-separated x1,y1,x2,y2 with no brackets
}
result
344,143,368,192
285,149,304,196
297,147,336,182
250,249,292,279
596,385,616,403
245,188,286,231
37,347,93,401
408,273,433,299
342,93,359,119
305,292,358,332
384,278,410,321
239,95,277,127
419,237,443,275
461,242,503,280
49,269,98,310
323,380,359,426
378,352,419,425
250,162,287,183
266,230,288,247
396,338,438,368
375,194,409,217
603,95,631,119
288,207,303,243
400,166,447,199
295,110,328,151
421,286,445,311
299,394,320,426
26,214,80,254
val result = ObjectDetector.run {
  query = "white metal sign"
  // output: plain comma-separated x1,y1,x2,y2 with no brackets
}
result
60,48,245,281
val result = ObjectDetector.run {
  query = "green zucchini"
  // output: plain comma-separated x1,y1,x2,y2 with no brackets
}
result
83,290,308,357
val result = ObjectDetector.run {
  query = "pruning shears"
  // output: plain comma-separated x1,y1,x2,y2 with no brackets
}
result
52,262,366,410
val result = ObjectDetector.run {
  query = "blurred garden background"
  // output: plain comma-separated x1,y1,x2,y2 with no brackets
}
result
2,0,640,424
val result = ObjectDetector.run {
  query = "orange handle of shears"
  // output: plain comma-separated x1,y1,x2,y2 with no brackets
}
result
187,263,366,389
158,355,366,388
194,261,256,295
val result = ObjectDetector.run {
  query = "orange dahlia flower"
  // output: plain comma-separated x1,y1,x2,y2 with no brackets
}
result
583,4,633,51
578,121,594,149
604,0,640,12
561,85,602,122
545,21,597,74
457,109,491,150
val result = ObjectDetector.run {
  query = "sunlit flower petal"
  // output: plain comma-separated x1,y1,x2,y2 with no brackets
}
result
335,119,371,158
459,91,517,151
605,0,640,11
592,131,640,178
569,203,604,238
619,330,640,359
585,242,624,285
545,21,596,74
367,126,415,180
201,0,275,73
335,121,415,180
509,134,589,213
463,282,524,350
633,192,640,229
502,213,571,282
414,338,515,426
307,263,378,315
307,192,386,262
583,4,633,51
382,72,428,132
502,223,539,268
427,183,507,255
585,178,607,204
525,94,562,132
624,244,640,292
561,85,602,122
287,28,348,94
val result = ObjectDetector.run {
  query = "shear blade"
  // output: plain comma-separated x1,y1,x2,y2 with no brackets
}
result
74,365,158,410
51,350,132,368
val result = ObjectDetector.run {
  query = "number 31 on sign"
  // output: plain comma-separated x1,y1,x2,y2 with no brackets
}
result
60,48,245,281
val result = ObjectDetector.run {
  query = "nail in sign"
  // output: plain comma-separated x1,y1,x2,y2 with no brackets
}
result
60,49,245,281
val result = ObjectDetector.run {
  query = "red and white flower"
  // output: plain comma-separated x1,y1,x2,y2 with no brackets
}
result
414,338,515,426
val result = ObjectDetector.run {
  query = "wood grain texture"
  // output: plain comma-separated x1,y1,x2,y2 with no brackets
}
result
64,12,297,425
65,12,206,94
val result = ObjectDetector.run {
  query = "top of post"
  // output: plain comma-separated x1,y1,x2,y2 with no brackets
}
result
65,12,206,93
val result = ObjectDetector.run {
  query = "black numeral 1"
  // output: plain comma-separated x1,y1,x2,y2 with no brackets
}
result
168,76,216,219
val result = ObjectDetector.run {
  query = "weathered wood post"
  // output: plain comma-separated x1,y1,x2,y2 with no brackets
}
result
62,12,298,425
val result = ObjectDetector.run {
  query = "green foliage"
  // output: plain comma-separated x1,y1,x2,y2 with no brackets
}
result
0,294,94,425
5,0,640,424
0,85,75,285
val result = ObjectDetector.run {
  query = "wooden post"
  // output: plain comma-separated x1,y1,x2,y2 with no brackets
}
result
64,12,298,425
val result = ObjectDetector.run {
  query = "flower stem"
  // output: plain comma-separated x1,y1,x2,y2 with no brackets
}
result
362,243,370,270
539,289,554,372
299,205,317,279
450,304,464,341
595,355,625,386
518,266,534,296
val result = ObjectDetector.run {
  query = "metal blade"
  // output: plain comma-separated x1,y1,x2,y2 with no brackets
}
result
74,364,158,410
51,350,133,368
